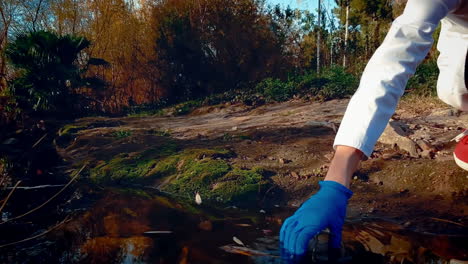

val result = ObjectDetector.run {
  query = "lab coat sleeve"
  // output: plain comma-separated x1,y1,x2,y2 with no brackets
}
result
333,0,461,157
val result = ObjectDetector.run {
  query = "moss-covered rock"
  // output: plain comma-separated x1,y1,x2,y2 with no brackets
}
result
89,142,179,184
56,123,90,147
88,147,269,206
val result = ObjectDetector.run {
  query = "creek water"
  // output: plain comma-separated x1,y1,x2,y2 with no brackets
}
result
1,188,467,264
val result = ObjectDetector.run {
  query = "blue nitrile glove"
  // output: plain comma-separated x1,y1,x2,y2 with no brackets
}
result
279,180,353,260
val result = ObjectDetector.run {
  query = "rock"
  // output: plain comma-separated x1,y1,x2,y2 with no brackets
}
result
231,126,238,131
416,139,434,152
324,152,334,161
305,121,337,132
428,109,454,117
291,171,300,179
2,138,18,145
278,158,291,164
198,220,213,231
450,260,468,264
420,149,433,159
379,121,419,158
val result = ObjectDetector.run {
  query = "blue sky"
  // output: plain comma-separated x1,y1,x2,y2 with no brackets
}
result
265,0,337,12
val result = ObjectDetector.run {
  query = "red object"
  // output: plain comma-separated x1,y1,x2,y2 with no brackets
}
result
454,134,468,171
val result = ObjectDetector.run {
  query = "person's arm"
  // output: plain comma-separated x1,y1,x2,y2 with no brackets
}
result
324,146,363,188
334,0,460,158
280,0,461,260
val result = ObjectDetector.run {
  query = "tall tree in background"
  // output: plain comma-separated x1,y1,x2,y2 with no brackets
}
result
342,0,349,67
152,0,290,102
316,0,321,73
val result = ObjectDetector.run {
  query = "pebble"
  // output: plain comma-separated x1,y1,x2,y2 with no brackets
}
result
291,171,300,179
449,260,468,264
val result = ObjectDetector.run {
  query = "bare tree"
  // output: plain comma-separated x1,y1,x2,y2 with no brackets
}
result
343,1,349,67
316,0,321,73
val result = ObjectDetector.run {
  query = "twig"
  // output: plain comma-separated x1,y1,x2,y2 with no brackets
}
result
5,184,65,190
430,217,466,227
0,164,86,225
0,181,21,215
0,215,71,248
32,133,48,149
0,175,7,189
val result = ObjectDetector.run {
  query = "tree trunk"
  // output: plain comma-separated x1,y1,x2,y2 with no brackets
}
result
343,3,349,68
316,0,321,74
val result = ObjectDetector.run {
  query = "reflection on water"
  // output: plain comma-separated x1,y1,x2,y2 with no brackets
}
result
7,189,467,263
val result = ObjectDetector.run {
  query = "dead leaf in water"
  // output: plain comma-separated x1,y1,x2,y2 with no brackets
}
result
220,245,278,258
198,220,213,231
143,231,173,234
179,246,189,264
234,224,252,227
195,192,202,205
233,236,245,246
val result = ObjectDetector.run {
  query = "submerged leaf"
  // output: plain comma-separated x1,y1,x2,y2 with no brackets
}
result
233,236,245,246
195,192,202,205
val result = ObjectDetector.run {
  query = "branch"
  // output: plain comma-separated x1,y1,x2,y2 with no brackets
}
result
0,215,71,248
5,184,65,190
0,181,21,215
0,164,86,225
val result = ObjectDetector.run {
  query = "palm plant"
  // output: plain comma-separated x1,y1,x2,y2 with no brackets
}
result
5,30,107,115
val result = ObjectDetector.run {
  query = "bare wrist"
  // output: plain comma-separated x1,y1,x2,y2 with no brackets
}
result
324,146,363,188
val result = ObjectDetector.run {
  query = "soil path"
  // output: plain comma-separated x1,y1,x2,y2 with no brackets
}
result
61,99,468,236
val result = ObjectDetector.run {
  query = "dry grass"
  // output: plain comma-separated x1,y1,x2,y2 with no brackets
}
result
398,95,449,116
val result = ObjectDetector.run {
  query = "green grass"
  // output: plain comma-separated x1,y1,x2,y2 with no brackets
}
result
111,130,132,139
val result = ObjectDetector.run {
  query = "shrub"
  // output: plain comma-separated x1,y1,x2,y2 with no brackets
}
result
406,60,439,97
255,78,296,102
318,66,358,100
5,30,107,116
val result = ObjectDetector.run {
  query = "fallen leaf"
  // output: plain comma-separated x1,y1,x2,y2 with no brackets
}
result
144,231,173,234
195,192,202,205
219,245,278,257
233,236,245,246
179,246,189,264
234,224,252,227
198,220,213,231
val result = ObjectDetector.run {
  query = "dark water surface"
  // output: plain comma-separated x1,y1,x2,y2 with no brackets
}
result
2,189,467,264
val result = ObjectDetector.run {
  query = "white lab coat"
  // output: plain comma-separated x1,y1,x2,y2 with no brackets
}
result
334,0,468,157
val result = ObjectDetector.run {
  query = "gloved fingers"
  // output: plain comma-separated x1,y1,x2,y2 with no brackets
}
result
292,226,321,257
284,219,299,254
280,216,295,244
329,222,344,249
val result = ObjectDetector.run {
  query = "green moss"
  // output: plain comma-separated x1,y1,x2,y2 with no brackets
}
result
88,146,268,206
59,123,89,136
211,167,267,204
111,130,132,139
56,123,91,148
158,149,267,205
89,142,178,184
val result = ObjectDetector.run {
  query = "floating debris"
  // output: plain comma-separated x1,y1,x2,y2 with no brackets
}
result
143,231,173,234
233,236,245,246
235,224,252,227
195,192,202,205
220,245,278,258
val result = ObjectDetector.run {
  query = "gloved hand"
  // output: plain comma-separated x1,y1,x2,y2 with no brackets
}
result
279,180,353,261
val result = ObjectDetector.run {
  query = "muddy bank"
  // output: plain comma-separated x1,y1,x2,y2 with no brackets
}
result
55,98,467,211
2,189,466,263
3,97,462,263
